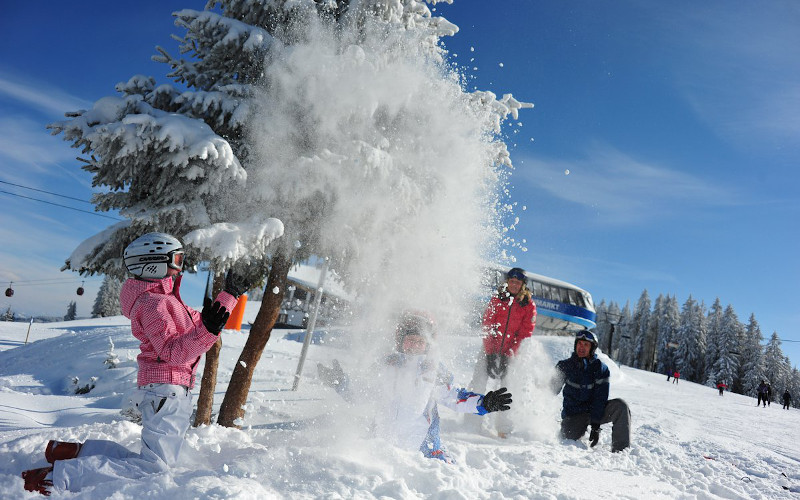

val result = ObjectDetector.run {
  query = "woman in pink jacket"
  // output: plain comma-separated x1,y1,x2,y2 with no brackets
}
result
22,232,245,495
468,267,536,438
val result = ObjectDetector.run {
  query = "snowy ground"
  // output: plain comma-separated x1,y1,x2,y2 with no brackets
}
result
1,305,798,499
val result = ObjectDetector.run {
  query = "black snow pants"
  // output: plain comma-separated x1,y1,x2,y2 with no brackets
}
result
560,398,631,452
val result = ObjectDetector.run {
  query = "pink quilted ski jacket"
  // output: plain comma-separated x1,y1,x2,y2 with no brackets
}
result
120,275,237,389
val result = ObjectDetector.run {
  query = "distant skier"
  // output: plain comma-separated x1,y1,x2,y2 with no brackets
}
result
22,232,246,495
767,383,773,406
783,390,792,410
672,371,680,384
317,310,513,463
757,380,769,407
552,330,631,453
716,381,727,396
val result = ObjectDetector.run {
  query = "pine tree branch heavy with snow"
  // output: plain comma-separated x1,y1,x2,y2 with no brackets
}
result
50,0,530,429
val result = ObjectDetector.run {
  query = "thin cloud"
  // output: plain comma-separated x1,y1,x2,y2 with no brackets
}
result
0,115,76,167
515,249,679,294
0,72,90,117
517,144,739,226
655,2,800,152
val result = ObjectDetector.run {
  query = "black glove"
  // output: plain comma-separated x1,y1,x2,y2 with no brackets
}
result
589,425,601,447
482,387,513,412
486,353,499,378
224,271,250,298
317,359,350,398
201,301,230,335
317,359,348,388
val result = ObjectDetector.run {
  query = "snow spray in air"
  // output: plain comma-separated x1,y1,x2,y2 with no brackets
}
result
249,17,518,340
247,13,527,450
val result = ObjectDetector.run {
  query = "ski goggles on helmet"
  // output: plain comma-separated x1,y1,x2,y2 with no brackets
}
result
168,250,185,271
576,330,598,344
506,267,526,281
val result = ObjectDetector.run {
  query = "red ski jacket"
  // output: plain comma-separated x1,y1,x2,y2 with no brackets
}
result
120,275,237,389
481,291,536,357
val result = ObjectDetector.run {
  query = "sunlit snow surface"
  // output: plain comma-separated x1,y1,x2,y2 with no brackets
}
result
1,307,798,499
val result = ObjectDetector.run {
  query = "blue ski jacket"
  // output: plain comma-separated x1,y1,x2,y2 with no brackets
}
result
554,353,610,425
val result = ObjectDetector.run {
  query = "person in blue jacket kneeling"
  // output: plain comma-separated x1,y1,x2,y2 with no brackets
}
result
552,330,631,452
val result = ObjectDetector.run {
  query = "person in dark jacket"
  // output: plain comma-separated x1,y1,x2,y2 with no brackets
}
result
552,330,631,452
756,380,768,407
783,390,792,410
468,267,536,438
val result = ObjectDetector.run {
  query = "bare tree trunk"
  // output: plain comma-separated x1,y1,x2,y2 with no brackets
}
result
194,272,226,427
217,251,292,428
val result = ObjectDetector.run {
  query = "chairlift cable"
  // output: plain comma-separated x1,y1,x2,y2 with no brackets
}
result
0,179,93,204
0,277,99,286
0,189,122,220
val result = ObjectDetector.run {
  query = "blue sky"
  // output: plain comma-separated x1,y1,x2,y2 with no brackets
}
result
1,1,798,367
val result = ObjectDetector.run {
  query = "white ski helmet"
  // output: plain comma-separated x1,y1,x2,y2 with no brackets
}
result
123,232,184,280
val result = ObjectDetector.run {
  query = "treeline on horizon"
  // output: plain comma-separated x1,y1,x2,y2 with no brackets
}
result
595,291,798,407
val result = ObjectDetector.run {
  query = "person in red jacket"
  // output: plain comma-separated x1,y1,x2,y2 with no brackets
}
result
467,267,536,438
22,232,246,495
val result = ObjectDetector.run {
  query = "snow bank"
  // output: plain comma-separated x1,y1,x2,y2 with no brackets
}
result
1,318,798,498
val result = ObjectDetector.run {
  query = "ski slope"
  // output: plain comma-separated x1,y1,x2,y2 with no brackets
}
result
0,308,798,499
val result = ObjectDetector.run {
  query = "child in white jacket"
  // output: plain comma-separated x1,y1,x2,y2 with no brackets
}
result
318,310,512,463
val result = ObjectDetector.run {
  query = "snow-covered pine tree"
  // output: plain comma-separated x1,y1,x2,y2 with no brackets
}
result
2,306,14,322
64,301,77,321
787,367,800,409
630,290,651,370
763,332,789,401
776,355,793,401
703,298,724,386
92,275,123,318
615,302,634,365
739,313,765,396
597,301,622,359
53,0,528,429
643,293,661,371
706,304,742,390
674,296,706,382
655,295,680,376
594,300,609,350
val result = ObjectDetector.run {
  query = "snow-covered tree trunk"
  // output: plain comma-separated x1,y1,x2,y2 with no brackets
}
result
194,272,225,427
217,250,292,427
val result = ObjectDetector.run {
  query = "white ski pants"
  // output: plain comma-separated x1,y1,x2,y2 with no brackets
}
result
52,383,193,492
466,351,513,434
